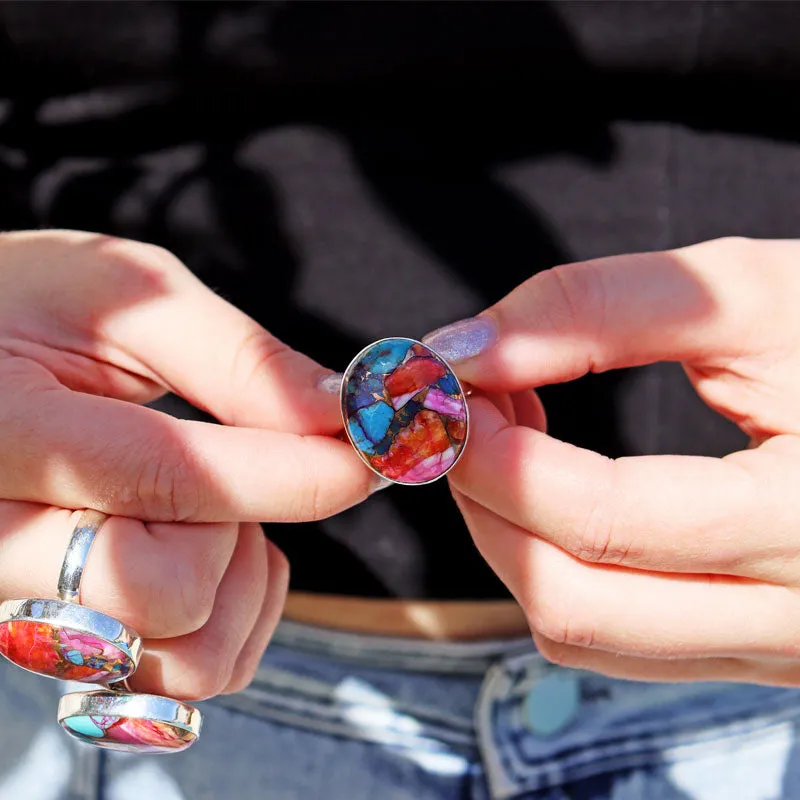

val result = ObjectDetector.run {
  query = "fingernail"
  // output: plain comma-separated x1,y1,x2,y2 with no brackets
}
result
422,317,498,364
317,372,344,394
370,476,394,494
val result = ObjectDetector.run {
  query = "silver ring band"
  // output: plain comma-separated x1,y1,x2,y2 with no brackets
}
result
57,509,108,603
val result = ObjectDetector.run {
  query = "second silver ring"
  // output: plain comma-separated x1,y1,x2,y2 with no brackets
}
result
0,509,142,684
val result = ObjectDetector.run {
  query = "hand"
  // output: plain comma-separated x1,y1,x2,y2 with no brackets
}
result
0,230,377,698
429,237,800,685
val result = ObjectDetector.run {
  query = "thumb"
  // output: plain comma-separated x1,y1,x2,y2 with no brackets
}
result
423,237,790,393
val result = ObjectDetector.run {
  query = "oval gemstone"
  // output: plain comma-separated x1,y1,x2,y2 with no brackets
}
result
342,338,468,484
0,620,135,683
61,714,197,754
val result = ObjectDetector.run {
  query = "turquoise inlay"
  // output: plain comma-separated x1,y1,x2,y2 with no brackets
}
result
363,340,410,374
64,715,105,738
65,650,84,665
348,418,376,454
354,401,394,444
523,671,581,736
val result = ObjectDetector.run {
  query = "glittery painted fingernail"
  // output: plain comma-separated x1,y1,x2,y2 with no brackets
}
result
317,372,344,394
422,317,498,364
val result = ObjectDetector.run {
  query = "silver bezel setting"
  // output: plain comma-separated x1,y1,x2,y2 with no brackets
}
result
340,336,471,486
58,689,202,754
0,597,142,682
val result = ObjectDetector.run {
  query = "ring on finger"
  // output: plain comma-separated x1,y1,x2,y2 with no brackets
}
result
0,510,142,683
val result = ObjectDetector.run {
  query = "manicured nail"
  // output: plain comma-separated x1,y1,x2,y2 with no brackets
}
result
317,372,344,394
422,317,498,364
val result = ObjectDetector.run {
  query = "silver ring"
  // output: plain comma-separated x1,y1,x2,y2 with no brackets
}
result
57,509,108,603
340,337,470,486
58,689,202,754
0,510,142,684
0,508,203,755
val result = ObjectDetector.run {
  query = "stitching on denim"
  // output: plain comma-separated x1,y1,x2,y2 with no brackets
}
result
251,665,476,733
213,692,478,755
474,660,516,798
228,679,475,748
487,656,800,775
507,688,799,772
64,744,101,800
476,657,800,797
500,705,800,793
502,716,798,795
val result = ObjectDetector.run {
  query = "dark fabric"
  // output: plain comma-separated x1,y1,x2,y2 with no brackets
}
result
1,1,796,597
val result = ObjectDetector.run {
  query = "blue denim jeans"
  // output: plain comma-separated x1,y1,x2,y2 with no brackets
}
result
2,620,800,800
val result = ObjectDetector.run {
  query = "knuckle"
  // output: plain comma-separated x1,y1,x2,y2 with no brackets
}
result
573,508,630,566
547,263,607,338
183,639,236,701
679,236,759,283
564,460,639,567
94,575,173,638
521,263,607,374
230,330,288,399
705,235,755,259
133,437,201,521
77,520,167,636
100,522,232,638
303,470,324,522
234,329,288,376
156,522,239,637
279,441,329,522
137,581,190,637
528,605,597,651
222,662,259,696
103,237,186,277
99,564,208,639
167,555,219,635
534,635,580,668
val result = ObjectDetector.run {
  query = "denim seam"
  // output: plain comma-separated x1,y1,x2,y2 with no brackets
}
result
213,693,478,755
227,682,476,748
499,707,800,794
476,657,800,798
250,665,476,733
490,657,800,761
64,744,102,800
507,693,800,765
506,718,797,796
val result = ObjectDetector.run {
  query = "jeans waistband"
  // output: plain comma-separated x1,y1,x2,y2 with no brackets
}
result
236,621,800,798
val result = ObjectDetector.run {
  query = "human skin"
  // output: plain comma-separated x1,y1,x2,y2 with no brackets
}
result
434,237,800,685
0,230,377,700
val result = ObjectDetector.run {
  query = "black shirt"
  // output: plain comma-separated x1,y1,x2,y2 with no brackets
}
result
2,0,796,598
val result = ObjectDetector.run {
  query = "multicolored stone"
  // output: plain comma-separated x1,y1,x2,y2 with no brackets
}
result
61,714,196,753
342,338,468,484
0,620,135,683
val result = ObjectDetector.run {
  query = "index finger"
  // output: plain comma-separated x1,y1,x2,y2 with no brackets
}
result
1,379,378,523
0,230,343,434
429,237,800,394
449,397,796,580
